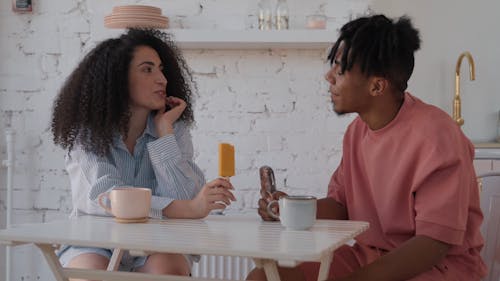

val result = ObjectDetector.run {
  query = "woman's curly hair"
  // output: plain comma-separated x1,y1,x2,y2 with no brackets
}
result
51,28,195,156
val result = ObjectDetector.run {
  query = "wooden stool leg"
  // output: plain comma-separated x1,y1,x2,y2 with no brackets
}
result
253,258,281,281
107,248,124,271
36,244,69,281
317,252,333,281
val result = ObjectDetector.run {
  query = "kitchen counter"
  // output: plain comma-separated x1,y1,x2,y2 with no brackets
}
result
474,142,500,159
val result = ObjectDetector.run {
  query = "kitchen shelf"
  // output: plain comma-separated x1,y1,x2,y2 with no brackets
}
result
168,29,338,49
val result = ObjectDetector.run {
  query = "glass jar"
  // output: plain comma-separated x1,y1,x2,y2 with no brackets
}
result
258,0,273,30
306,14,326,29
275,0,289,30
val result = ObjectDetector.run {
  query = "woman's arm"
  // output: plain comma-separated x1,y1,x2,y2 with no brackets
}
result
66,146,178,218
147,121,235,218
146,121,205,200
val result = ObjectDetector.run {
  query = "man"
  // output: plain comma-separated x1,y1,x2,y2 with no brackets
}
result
247,14,486,281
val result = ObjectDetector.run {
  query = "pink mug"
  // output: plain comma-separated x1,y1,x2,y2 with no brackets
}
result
98,187,151,222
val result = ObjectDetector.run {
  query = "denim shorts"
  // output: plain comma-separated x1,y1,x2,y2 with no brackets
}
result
57,245,194,272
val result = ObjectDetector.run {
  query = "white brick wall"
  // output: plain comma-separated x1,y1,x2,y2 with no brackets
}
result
0,0,369,280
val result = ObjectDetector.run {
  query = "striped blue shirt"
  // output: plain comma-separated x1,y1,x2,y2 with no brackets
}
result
65,115,205,218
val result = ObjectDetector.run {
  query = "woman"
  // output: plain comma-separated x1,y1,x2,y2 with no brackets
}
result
51,28,235,279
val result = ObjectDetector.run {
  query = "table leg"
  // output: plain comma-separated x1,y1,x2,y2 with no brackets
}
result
107,248,124,271
36,244,69,281
253,258,281,281
317,252,334,281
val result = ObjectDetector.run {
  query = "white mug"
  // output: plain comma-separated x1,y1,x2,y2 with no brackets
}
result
266,195,317,230
98,187,151,222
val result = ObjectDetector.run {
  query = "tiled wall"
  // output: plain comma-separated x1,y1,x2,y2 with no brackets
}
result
0,0,369,279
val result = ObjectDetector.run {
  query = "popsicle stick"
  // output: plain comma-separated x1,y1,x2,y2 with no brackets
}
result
214,177,230,215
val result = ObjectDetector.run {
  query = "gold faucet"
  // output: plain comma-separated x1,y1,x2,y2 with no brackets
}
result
453,51,475,126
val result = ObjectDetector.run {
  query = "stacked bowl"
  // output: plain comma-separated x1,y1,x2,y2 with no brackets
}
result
104,5,169,29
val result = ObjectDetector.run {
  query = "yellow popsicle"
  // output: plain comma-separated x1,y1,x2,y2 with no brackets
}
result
218,143,235,178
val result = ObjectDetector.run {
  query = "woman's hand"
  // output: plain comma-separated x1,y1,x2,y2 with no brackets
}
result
188,178,236,218
154,96,187,137
258,190,287,221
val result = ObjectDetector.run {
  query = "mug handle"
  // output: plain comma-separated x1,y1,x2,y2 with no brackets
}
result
98,192,112,214
266,200,280,220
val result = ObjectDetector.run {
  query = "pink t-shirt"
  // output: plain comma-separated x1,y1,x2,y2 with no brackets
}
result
328,93,487,278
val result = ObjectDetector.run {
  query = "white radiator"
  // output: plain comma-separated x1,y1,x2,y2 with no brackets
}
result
191,255,255,280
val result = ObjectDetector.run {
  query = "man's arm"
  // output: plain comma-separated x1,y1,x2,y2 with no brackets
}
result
335,235,451,281
317,197,348,220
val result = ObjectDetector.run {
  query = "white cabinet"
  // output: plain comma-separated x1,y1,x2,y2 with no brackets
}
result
474,149,500,281
474,145,500,177
474,159,500,177
478,174,500,281
493,160,500,171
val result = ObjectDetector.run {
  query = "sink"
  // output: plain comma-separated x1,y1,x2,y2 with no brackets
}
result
474,142,500,159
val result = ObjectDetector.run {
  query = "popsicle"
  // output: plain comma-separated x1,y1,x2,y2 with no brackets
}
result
218,143,235,179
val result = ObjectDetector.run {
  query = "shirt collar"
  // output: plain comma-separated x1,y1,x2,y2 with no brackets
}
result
144,113,158,138
113,113,158,145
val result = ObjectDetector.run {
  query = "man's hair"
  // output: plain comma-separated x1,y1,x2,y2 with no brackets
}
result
51,28,195,156
328,14,421,92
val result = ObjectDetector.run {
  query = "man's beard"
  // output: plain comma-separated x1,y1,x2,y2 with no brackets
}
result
332,102,347,116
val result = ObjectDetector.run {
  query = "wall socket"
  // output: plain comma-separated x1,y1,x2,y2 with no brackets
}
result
12,0,32,13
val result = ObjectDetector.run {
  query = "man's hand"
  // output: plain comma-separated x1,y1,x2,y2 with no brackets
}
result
257,190,287,221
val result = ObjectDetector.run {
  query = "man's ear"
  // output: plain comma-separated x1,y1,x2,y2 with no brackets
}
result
369,77,389,97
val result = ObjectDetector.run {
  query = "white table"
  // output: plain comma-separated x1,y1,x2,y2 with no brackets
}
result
0,215,368,281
